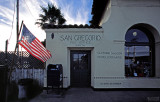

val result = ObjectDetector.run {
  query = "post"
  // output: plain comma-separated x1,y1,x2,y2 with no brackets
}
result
17,0,19,58
17,0,19,47
5,40,8,66
5,40,8,102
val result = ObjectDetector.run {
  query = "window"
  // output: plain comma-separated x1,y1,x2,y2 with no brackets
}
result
125,28,155,77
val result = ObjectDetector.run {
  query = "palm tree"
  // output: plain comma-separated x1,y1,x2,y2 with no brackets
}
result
36,3,66,29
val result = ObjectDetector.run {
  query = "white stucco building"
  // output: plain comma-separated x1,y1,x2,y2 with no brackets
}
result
44,0,160,88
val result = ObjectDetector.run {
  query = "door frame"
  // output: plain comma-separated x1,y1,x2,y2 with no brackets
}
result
70,50,91,87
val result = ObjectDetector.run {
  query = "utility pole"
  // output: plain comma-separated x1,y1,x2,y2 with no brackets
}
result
17,0,19,52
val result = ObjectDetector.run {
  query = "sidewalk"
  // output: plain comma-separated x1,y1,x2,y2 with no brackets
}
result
27,88,160,102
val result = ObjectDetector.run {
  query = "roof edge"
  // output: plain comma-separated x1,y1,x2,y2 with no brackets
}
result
42,24,102,29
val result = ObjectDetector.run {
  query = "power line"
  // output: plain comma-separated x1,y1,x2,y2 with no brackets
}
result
23,0,37,20
8,0,16,43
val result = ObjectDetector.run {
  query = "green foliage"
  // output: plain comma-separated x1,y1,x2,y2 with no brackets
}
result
36,3,66,29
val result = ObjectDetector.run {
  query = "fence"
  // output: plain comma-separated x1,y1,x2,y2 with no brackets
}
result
11,68,45,86
0,65,7,102
0,51,45,86
0,51,45,69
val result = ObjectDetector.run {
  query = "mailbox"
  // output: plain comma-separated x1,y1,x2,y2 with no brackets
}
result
47,64,63,93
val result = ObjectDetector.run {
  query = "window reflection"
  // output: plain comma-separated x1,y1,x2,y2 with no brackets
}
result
125,29,153,77
73,54,78,59
72,53,88,70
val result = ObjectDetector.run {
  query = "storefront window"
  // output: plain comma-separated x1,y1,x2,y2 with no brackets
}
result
125,29,154,77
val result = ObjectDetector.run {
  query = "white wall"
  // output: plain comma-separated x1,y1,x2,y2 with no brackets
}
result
98,0,160,88
44,0,160,88
45,29,103,88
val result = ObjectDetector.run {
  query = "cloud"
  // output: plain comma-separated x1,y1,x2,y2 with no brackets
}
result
0,0,93,51
0,24,16,51
58,0,91,25
0,5,14,26
19,0,46,40
0,0,46,51
40,0,48,6
0,4,16,51
49,0,58,8
75,0,89,24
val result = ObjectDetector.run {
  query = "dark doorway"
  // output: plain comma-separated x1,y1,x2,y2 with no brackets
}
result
70,50,91,87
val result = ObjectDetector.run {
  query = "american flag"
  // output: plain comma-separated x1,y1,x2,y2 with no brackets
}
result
18,24,52,62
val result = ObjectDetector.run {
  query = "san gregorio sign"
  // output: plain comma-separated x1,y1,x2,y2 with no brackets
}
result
58,34,102,47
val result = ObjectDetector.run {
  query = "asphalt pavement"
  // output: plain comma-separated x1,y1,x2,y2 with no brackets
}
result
25,88,160,102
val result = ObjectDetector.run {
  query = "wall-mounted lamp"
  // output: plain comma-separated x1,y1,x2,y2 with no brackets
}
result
51,33,54,39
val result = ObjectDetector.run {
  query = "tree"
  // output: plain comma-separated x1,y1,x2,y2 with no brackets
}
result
36,3,66,29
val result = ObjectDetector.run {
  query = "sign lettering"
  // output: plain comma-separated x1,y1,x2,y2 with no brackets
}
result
58,34,102,47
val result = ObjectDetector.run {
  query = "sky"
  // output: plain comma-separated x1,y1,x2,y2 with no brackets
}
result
0,0,93,51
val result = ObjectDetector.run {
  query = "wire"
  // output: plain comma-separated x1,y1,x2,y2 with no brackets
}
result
23,0,37,20
8,0,16,43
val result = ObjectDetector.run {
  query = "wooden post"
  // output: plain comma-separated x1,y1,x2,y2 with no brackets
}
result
5,40,8,102
5,40,8,66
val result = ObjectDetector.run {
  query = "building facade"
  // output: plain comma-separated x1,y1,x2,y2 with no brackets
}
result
44,0,160,88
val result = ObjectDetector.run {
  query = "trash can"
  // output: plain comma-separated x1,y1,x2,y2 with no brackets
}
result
47,64,63,93
18,78,33,99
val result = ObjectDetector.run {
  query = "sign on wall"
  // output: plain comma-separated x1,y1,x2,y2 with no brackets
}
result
58,34,103,47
